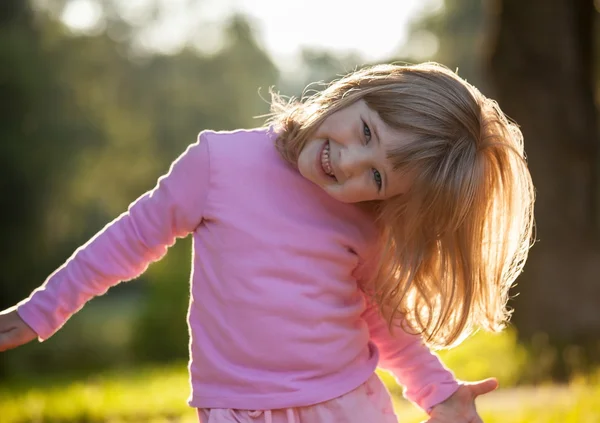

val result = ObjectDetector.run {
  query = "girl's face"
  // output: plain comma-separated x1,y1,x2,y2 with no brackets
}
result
297,99,412,203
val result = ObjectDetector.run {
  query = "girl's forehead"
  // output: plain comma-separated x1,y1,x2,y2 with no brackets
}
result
370,116,414,152
362,103,410,146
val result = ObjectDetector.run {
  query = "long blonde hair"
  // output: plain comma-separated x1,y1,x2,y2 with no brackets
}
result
268,63,535,349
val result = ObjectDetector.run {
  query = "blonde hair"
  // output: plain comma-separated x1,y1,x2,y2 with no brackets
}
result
268,62,535,349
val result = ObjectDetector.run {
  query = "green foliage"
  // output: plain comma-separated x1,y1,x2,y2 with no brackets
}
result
438,329,529,386
130,239,191,363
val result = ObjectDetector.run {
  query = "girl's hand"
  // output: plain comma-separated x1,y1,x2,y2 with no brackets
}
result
0,307,37,352
426,379,498,423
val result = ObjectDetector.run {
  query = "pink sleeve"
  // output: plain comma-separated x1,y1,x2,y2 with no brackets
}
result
16,132,212,341
362,300,459,412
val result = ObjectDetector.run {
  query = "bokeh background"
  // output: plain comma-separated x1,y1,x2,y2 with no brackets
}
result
1,0,599,422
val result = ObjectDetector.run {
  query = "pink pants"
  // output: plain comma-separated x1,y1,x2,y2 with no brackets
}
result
197,373,398,423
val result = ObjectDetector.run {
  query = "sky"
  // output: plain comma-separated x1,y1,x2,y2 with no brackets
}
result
59,0,441,69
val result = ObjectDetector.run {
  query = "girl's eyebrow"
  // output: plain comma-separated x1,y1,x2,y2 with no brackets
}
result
371,118,381,143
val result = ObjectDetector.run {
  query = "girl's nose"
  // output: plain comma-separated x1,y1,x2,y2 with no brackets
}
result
337,145,369,179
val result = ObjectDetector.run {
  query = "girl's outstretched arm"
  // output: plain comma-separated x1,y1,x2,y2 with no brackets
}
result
7,133,211,344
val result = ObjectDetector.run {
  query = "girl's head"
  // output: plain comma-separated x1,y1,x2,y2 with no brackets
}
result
269,62,535,349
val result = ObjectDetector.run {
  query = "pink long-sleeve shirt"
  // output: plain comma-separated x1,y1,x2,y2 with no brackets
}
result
17,127,459,411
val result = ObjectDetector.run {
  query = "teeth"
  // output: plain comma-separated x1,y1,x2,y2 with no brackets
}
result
321,141,335,177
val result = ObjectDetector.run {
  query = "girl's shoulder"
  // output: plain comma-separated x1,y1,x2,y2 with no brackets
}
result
199,126,274,151
199,126,283,172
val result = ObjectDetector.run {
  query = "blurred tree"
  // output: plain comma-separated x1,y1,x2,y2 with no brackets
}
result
0,0,94,377
298,49,365,87
406,0,486,88
486,0,600,379
0,1,85,309
0,0,36,313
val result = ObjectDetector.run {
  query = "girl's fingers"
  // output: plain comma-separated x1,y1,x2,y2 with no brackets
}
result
467,378,499,397
0,329,18,351
0,328,36,351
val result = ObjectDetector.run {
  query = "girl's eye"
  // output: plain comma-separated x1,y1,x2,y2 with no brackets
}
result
363,122,372,142
372,168,382,191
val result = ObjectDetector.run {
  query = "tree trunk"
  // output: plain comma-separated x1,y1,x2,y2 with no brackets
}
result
485,0,600,377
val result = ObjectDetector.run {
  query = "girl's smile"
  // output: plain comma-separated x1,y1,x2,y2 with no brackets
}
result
319,140,335,178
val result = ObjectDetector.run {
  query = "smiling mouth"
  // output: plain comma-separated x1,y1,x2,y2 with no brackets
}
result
320,140,336,178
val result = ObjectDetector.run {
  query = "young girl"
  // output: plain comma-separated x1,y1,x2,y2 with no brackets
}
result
0,62,534,423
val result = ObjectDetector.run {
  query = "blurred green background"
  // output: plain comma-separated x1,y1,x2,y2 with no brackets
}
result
1,0,600,421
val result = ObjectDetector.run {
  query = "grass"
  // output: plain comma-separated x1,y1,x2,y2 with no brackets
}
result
1,330,599,422
0,364,191,423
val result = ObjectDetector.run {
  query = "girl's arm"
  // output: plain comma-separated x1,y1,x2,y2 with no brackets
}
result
361,300,460,412
363,300,497,422
14,133,211,342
